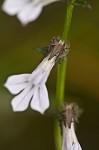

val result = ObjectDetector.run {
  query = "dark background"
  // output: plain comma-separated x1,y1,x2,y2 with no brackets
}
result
0,0,99,150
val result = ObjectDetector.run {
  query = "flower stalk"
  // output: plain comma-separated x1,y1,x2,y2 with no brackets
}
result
55,2,75,150
56,2,74,108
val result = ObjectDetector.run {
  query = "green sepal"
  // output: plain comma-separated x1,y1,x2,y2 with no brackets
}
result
36,47,48,55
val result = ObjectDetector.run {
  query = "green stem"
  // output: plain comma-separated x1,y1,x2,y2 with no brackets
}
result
55,3,75,150
56,3,74,108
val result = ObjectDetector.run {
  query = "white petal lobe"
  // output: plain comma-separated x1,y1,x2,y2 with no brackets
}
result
4,74,30,94
2,0,60,25
30,85,49,114
2,0,25,15
11,84,34,111
17,4,42,25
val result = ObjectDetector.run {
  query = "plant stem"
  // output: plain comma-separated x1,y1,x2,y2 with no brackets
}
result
55,3,75,150
57,3,74,108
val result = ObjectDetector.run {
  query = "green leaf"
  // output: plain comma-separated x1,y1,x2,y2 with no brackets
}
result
70,0,92,9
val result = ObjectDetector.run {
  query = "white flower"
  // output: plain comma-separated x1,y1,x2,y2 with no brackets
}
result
4,36,69,114
59,103,82,150
2,0,59,25
62,122,82,150
4,54,56,114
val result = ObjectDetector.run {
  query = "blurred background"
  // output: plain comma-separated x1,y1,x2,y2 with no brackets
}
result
0,0,99,150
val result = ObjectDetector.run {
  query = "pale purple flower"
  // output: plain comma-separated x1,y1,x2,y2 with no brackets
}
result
4,37,69,114
59,103,82,150
4,54,56,114
2,0,59,25
62,122,82,150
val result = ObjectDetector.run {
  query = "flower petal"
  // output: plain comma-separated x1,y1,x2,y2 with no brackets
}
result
4,74,30,94
29,56,55,84
62,127,72,150
2,0,60,25
72,142,82,150
32,69,48,85
29,57,49,82
30,84,49,114
41,0,60,7
2,0,26,15
62,123,82,150
11,84,34,112
71,123,82,150
17,3,42,25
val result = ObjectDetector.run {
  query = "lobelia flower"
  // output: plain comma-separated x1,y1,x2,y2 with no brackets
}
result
58,103,82,150
62,122,82,150
2,0,60,25
4,37,70,114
